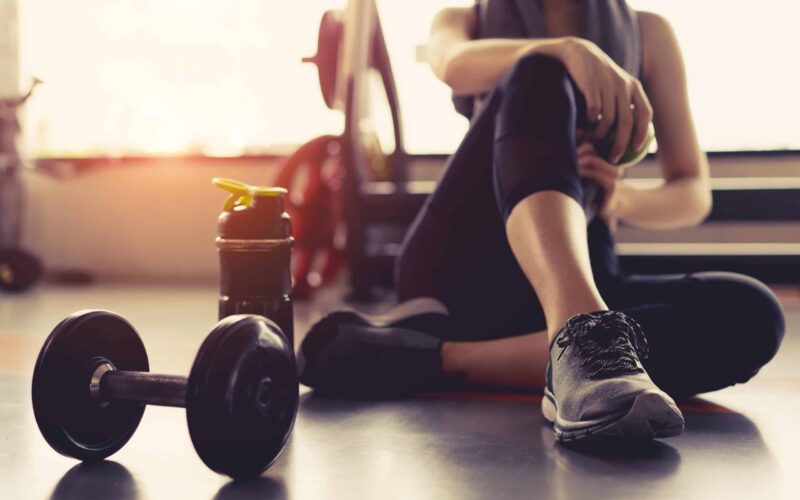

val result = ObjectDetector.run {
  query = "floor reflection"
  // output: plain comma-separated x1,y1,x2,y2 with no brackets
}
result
545,398,774,498
298,391,776,499
543,424,683,497
215,476,288,500
49,461,139,500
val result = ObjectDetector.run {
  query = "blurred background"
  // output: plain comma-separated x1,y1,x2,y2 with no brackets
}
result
2,0,799,293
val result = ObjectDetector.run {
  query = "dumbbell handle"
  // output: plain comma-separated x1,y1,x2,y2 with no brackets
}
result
91,363,187,408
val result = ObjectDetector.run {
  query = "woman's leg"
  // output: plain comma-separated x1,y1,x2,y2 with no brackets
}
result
441,330,549,389
506,194,606,339
395,55,643,400
396,54,607,342
298,55,568,396
394,79,549,342
442,271,786,397
441,219,621,389
399,54,609,340
492,54,608,339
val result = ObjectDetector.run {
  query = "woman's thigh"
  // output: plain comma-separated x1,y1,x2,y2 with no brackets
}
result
394,86,539,339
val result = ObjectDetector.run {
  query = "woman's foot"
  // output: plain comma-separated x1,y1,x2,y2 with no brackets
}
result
542,311,684,441
297,298,450,397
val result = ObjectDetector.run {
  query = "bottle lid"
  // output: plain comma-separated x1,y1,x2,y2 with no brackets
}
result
212,178,288,212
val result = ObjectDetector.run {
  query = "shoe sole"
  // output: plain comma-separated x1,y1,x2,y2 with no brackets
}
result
542,389,684,442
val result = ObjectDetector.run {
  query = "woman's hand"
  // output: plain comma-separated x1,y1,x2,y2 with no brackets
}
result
576,142,625,225
555,37,653,164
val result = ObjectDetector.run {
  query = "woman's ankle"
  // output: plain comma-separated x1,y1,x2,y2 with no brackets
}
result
440,341,459,378
546,302,609,341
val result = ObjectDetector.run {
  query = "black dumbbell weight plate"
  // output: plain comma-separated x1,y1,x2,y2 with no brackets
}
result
0,248,42,292
31,310,149,460
186,315,298,479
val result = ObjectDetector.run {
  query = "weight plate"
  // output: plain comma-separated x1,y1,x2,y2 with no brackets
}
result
304,10,343,109
186,315,298,479
0,248,42,293
31,310,149,461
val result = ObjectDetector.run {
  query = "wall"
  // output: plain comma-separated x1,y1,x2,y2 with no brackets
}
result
19,154,800,283
21,158,282,282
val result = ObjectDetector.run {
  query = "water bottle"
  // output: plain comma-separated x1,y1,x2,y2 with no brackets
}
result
213,178,294,344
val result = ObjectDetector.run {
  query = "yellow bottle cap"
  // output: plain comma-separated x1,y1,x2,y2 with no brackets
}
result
212,177,288,211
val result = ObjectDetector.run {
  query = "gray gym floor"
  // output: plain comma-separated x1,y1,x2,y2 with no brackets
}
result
1,283,799,499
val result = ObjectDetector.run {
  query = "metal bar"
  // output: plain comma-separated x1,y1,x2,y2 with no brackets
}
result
100,370,187,408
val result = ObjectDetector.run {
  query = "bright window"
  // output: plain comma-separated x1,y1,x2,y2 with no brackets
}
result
18,0,800,157
18,0,346,157
629,0,800,152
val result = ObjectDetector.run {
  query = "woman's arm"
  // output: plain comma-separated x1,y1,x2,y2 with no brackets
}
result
428,7,652,159
427,7,566,95
614,12,712,229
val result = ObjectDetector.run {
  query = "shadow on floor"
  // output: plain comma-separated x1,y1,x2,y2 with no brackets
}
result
546,428,683,478
541,396,774,496
214,476,288,500
48,461,289,500
49,461,138,500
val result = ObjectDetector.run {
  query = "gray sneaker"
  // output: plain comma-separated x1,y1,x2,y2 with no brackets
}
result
542,311,684,442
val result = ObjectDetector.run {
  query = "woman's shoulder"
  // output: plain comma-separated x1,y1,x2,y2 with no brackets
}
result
636,10,674,35
434,4,478,25
432,5,479,37
635,10,680,83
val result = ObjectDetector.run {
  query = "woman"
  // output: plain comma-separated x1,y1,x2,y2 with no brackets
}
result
297,0,785,442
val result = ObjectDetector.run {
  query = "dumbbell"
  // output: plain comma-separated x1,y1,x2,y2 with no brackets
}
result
31,310,299,479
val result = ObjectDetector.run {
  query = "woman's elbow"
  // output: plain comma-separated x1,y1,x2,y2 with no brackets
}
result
433,57,455,88
688,182,713,226
698,190,713,222
432,50,465,92
667,176,712,228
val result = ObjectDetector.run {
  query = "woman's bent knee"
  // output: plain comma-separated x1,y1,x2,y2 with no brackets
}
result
493,54,586,218
502,53,570,90
497,54,578,137
693,272,785,377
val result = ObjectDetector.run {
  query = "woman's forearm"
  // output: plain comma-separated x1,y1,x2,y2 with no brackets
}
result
616,176,712,230
434,38,568,95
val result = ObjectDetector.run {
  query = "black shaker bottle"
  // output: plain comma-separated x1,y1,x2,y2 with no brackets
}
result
214,178,294,344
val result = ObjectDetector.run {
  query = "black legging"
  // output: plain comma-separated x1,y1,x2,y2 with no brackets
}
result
395,54,785,398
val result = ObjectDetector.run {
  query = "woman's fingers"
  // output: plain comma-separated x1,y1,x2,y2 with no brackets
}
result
610,85,634,164
578,165,610,190
593,81,615,141
631,81,654,150
576,141,595,157
566,44,651,157
584,86,604,134
578,155,623,187
579,156,618,179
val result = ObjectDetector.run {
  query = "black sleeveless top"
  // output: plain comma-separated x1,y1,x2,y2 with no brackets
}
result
453,0,642,118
